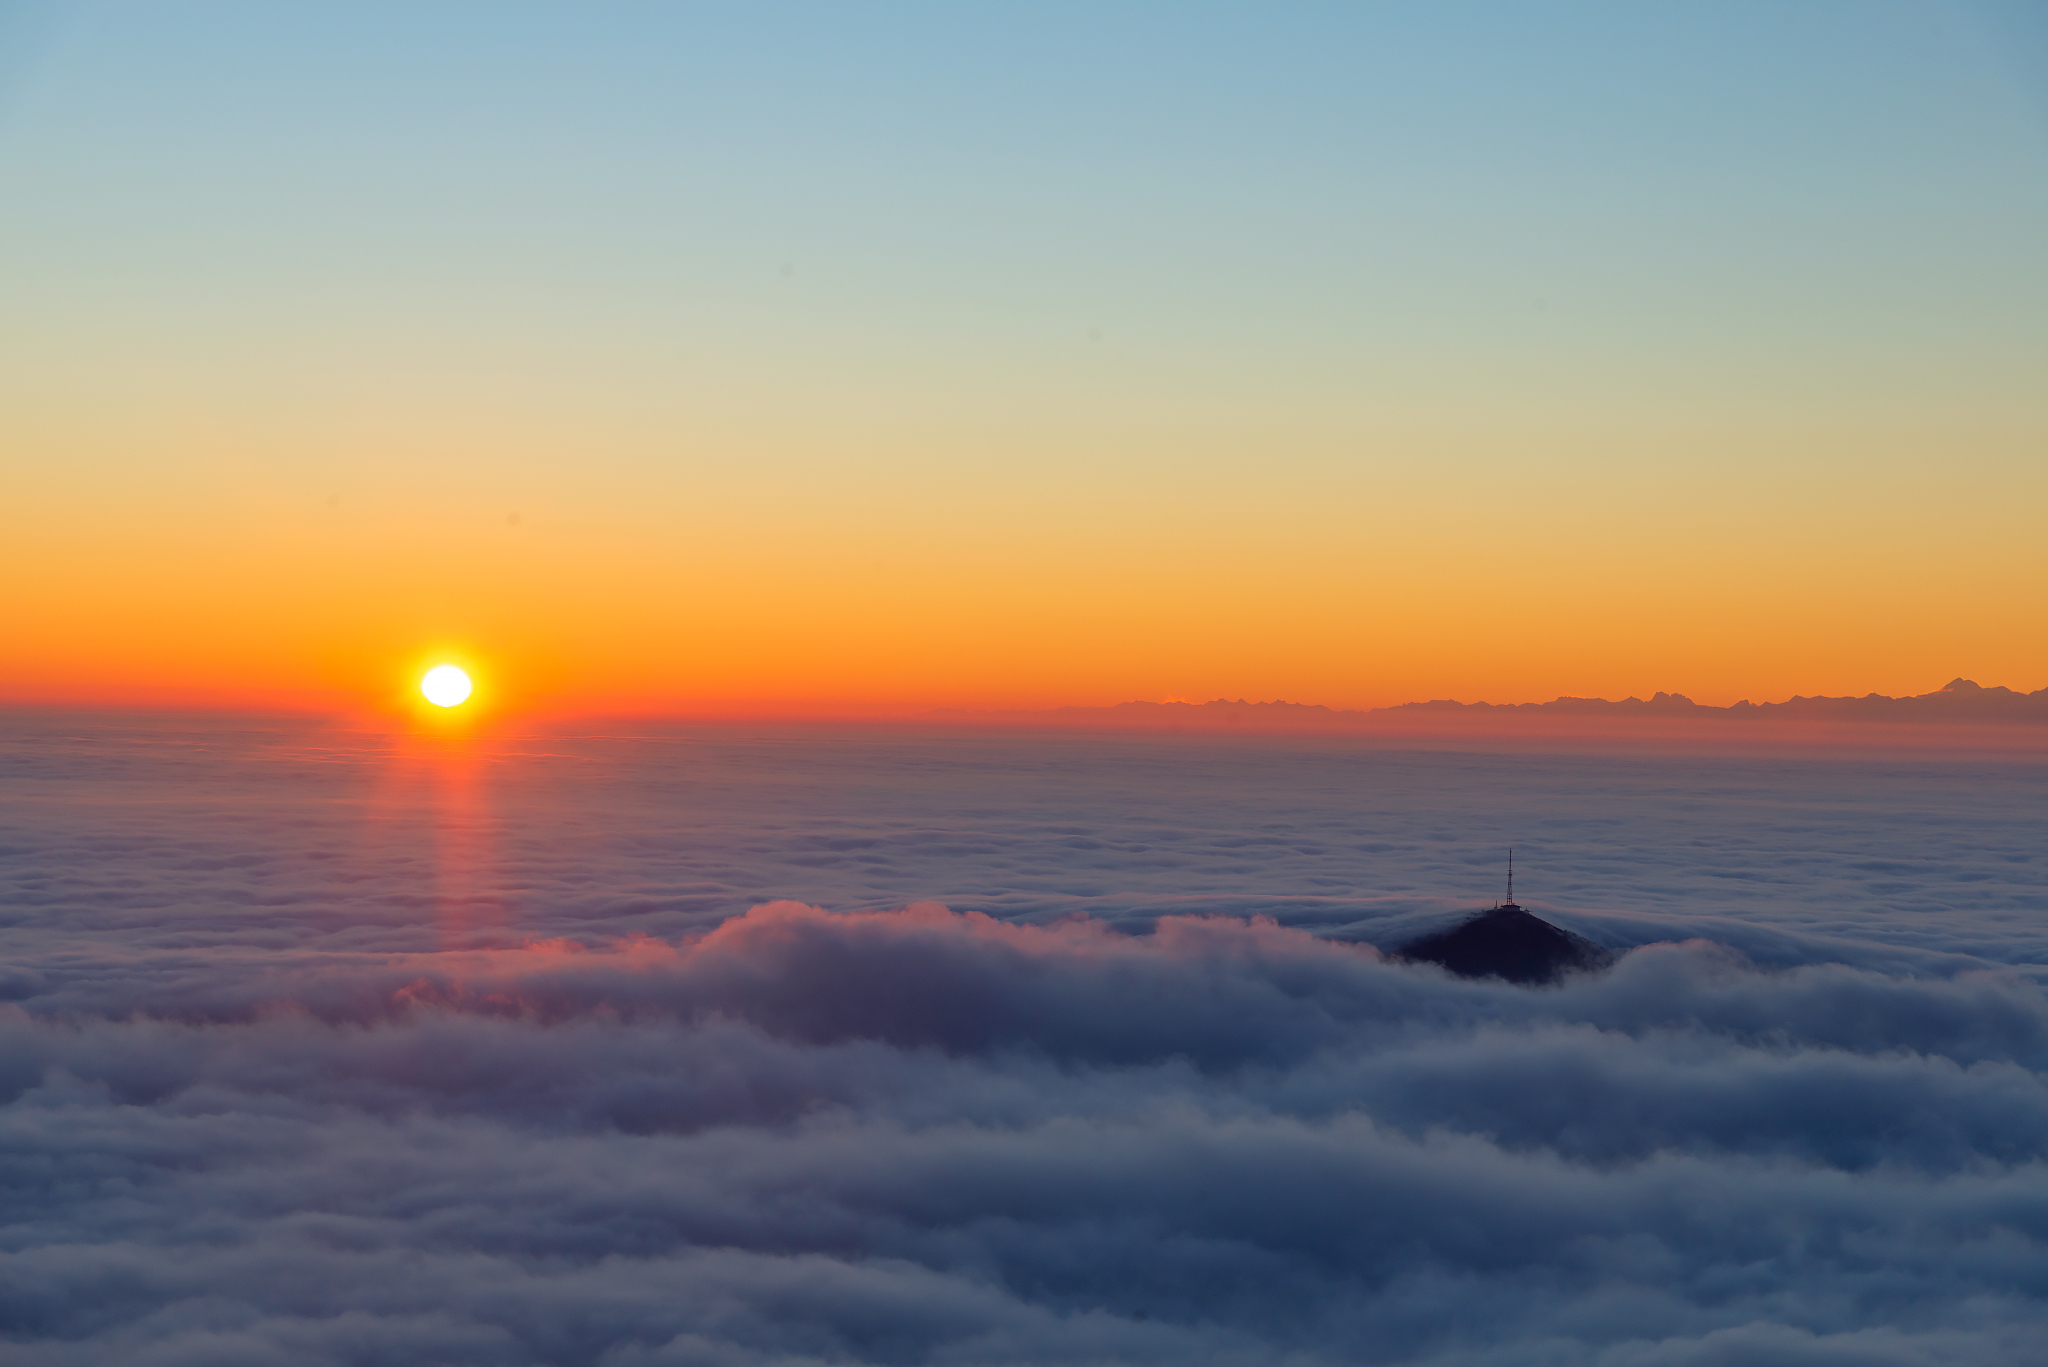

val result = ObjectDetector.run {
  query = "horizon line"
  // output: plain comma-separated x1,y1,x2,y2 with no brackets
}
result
4,675,2045,729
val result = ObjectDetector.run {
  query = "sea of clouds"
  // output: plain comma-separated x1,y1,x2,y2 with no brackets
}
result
3,714,2046,1365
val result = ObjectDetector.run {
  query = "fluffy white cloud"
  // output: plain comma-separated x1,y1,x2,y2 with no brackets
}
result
1,716,2045,1364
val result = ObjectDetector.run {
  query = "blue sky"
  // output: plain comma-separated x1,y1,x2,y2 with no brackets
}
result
5,2,2046,710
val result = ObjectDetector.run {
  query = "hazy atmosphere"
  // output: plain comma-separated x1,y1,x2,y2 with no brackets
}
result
5,717,2047,1363
6,4,2046,1365
4,1,2047,714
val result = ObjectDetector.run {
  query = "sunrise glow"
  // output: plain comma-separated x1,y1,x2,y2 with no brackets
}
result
1,5,2041,720
9,9,2048,1365
421,665,473,708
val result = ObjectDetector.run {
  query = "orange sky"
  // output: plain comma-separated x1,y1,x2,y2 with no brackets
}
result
11,414,2042,718
4,5,2045,717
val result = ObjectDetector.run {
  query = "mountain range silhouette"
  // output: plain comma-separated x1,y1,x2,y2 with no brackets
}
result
1387,676,2048,721
1008,677,2048,726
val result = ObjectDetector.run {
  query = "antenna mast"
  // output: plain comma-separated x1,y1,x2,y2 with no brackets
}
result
1507,848,1513,905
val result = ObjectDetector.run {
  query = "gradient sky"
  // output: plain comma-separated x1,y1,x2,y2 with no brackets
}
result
4,1,2046,715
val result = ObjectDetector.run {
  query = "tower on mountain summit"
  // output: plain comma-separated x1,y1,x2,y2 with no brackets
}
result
1396,849,1613,985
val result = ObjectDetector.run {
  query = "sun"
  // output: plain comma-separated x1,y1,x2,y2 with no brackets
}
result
421,664,474,708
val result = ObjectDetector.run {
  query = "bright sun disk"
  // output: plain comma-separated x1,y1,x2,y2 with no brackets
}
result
421,665,473,708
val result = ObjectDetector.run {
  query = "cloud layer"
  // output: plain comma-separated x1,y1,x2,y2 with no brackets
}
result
2,715,2046,1364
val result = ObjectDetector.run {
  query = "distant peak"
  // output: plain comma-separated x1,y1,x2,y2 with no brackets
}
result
983,676,2048,731
1394,902,1614,985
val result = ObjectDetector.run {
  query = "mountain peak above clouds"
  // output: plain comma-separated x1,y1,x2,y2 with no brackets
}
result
939,679,2048,730
1393,903,1616,985
1394,678,2048,720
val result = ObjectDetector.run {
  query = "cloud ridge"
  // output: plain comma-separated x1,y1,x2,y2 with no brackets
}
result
5,901,2048,1365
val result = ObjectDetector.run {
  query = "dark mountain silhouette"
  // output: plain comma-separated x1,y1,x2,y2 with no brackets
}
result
1394,903,1615,985
1731,677,2048,722
1392,690,1709,716
1383,677,2048,723
1049,698,1343,724
953,678,2048,728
